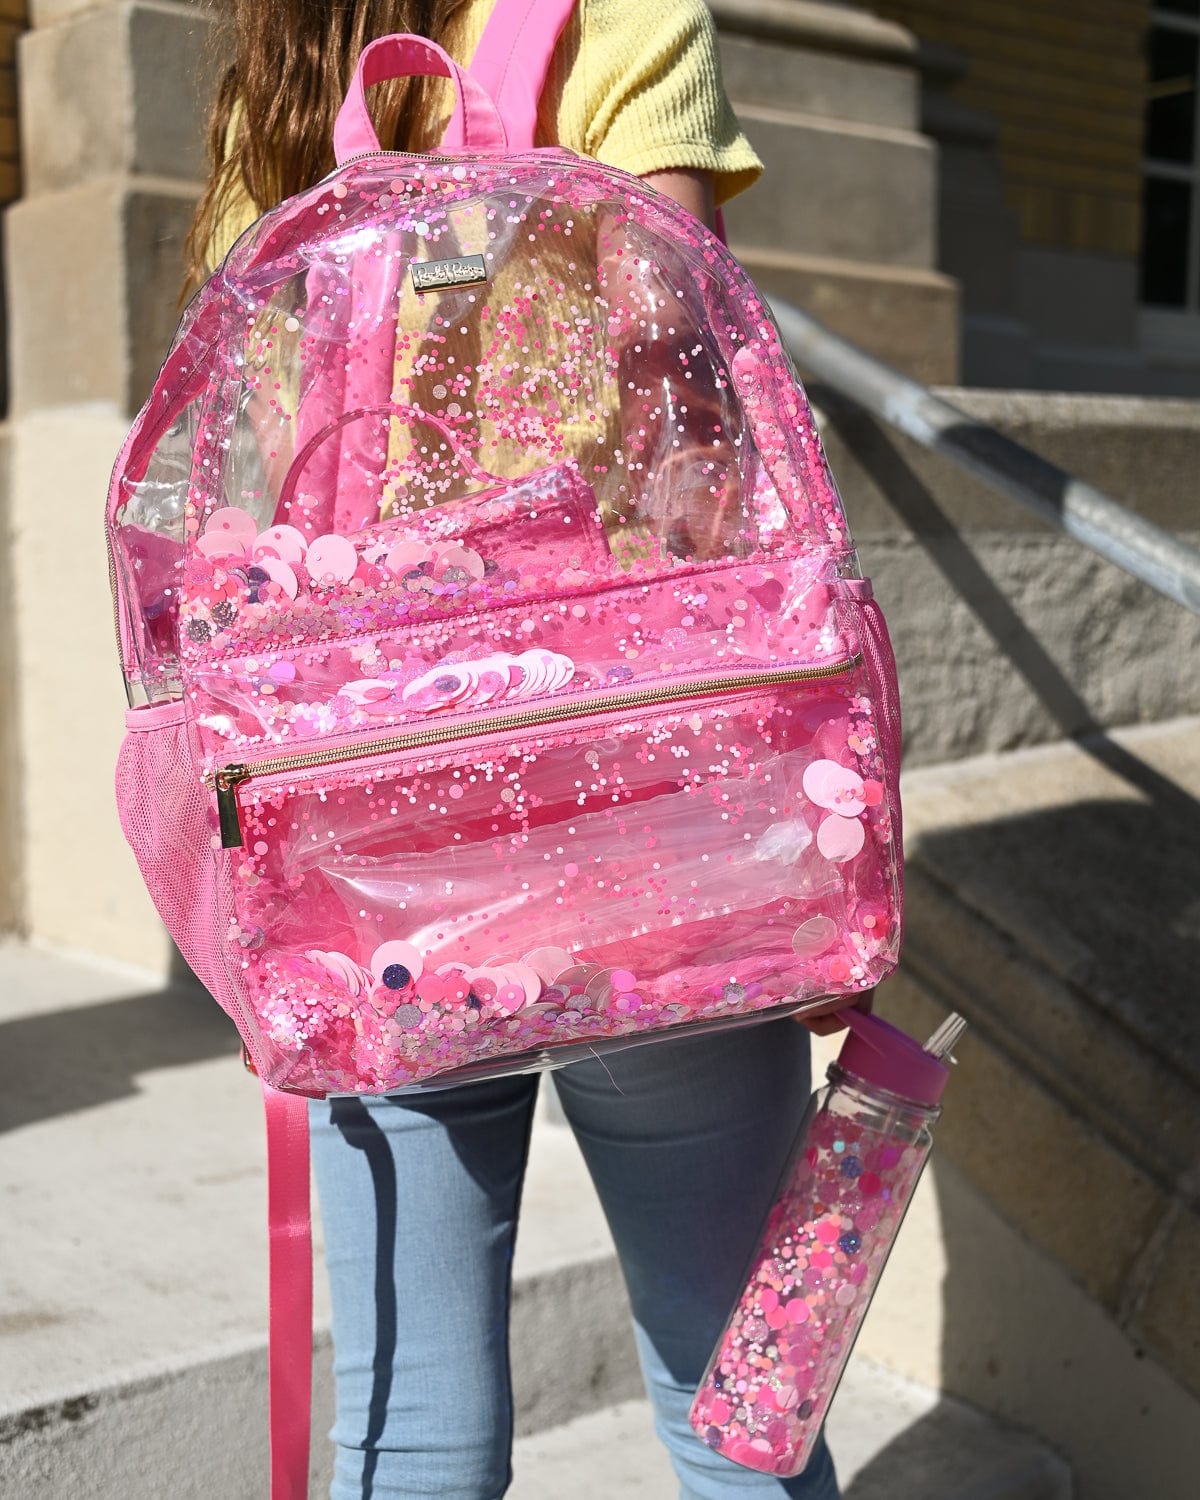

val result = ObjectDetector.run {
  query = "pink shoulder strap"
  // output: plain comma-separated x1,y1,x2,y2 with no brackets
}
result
468,0,577,150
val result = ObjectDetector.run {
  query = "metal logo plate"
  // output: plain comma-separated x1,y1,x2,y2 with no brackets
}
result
410,254,488,292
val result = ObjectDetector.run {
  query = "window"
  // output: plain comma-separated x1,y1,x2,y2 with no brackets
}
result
1141,4,1200,338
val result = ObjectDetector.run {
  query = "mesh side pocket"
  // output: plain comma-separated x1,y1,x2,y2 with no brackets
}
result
115,703,237,1017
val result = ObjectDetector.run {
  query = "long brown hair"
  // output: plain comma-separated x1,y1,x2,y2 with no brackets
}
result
184,0,469,287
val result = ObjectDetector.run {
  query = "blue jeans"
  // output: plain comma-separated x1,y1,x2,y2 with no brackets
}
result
308,1019,841,1500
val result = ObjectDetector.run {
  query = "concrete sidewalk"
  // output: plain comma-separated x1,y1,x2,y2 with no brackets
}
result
0,942,1069,1498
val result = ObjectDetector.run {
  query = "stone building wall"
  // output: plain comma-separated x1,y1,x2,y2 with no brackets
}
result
0,0,27,415
875,0,1148,261
870,0,1196,392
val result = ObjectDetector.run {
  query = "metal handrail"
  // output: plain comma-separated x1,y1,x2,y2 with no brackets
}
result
769,297,1200,616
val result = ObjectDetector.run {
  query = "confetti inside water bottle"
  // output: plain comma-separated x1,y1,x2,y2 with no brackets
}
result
689,1010,964,1476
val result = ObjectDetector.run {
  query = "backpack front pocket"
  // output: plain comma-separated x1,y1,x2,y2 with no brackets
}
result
212,660,900,1094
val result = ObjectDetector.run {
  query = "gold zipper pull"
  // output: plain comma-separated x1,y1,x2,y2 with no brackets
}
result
211,764,250,849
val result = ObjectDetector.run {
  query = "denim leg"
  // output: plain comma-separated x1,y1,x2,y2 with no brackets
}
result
308,1075,539,1500
553,1021,841,1500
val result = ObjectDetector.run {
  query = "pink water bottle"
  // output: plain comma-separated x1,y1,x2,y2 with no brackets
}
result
689,1009,965,1477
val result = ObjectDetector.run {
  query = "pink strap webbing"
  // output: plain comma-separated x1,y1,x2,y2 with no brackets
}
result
262,1081,314,1500
467,0,577,151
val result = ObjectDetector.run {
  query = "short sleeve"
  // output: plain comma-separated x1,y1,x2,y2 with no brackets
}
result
565,0,763,205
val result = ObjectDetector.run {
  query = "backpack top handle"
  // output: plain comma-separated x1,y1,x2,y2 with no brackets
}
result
333,33,509,164
333,1,578,165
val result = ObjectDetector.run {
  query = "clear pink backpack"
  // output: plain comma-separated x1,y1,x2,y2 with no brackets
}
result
107,8,902,1488
110,38,904,1097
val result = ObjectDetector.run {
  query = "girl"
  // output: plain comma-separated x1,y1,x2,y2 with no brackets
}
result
186,3,849,1495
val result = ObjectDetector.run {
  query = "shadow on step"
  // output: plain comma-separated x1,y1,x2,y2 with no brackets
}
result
820,394,1195,814
841,1402,1059,1500
0,982,241,1134
917,793,1200,1093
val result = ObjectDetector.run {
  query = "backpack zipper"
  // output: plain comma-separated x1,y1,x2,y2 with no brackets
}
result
332,146,579,171
204,655,860,849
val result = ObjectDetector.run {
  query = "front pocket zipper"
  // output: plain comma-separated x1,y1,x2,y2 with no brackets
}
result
204,655,861,849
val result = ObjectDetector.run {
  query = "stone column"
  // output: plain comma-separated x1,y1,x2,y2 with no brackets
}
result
0,0,30,938
4,0,216,968
711,0,960,383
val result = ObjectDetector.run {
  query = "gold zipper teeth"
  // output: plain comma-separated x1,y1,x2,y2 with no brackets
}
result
205,656,861,791
336,150,450,168
335,147,565,170
106,526,123,666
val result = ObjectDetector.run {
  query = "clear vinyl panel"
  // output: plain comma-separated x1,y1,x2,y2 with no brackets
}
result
170,160,851,739
110,393,205,705
224,672,900,1095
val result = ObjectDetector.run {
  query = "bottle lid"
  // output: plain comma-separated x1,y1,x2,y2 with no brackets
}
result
836,1009,949,1107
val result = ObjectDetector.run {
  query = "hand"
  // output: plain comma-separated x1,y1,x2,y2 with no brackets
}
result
794,989,875,1036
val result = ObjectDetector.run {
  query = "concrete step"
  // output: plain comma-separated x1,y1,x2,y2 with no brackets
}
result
893,719,1200,1390
724,107,937,267
0,941,1068,1498
741,247,960,384
512,1360,1073,1499
0,942,630,1496
856,717,1200,1500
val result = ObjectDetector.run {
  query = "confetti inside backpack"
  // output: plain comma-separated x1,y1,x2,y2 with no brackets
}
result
108,4,902,1490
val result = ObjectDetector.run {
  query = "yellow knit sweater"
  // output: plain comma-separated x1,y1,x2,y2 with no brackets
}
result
209,0,761,262
437,0,761,195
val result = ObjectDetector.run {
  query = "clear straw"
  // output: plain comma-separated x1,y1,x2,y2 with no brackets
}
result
922,1011,968,1062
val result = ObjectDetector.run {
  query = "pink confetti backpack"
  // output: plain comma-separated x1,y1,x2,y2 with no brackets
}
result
108,5,902,1489
110,28,905,1096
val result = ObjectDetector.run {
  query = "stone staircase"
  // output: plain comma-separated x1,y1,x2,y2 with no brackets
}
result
862,715,1200,1500
0,942,1069,1499
712,0,960,385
